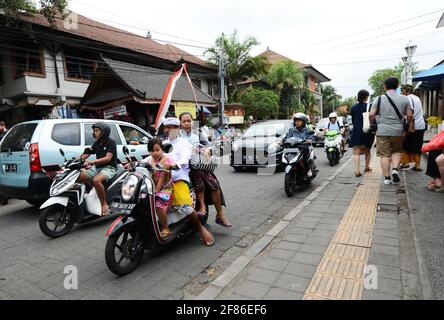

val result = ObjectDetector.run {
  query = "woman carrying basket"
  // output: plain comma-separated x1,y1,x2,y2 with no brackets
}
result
179,112,232,228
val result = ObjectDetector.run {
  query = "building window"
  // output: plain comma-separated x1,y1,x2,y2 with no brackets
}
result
63,48,97,82
12,42,46,78
192,79,201,89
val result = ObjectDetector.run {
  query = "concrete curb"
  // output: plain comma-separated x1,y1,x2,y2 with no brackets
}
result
402,171,435,300
195,158,353,300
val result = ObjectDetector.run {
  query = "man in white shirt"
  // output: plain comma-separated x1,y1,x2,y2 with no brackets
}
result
400,85,427,171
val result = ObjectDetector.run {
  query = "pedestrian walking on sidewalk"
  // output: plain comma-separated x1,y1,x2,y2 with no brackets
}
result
370,77,414,185
350,90,375,177
399,85,426,171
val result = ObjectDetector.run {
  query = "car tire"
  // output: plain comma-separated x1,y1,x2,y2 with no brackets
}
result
233,166,243,172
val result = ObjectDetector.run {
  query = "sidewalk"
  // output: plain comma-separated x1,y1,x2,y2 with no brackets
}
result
197,156,424,300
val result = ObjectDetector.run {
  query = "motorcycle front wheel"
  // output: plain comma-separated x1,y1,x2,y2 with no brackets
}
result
39,204,75,238
327,151,336,166
284,171,296,197
105,228,144,276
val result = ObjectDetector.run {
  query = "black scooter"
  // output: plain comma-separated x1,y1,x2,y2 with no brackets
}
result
105,146,208,276
282,137,318,197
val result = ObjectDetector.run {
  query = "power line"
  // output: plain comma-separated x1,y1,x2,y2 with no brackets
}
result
295,8,444,50
70,0,213,46
308,17,440,56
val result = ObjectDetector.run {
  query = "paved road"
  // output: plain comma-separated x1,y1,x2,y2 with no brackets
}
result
0,148,351,300
404,163,444,300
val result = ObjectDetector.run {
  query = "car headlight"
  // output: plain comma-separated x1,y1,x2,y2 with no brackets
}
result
122,175,139,202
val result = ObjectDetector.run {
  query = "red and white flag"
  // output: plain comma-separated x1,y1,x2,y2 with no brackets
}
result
154,65,184,130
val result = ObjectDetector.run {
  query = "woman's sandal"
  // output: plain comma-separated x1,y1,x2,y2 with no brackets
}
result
428,184,440,191
216,217,232,228
355,172,362,177
435,187,444,193
196,210,207,217
160,230,172,239
201,232,215,246
364,168,373,173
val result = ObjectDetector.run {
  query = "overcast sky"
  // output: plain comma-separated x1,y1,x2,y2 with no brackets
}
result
68,0,444,98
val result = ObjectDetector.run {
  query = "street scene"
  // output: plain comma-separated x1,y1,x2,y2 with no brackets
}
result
0,0,444,303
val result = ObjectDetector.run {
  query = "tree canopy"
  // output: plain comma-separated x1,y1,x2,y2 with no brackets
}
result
0,0,68,27
239,87,279,121
322,84,342,116
205,30,270,91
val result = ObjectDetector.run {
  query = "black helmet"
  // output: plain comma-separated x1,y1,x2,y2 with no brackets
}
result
92,121,111,139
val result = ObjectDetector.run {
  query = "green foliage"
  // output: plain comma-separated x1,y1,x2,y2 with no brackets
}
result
368,64,403,98
266,59,304,118
322,84,342,116
0,0,68,32
238,87,279,121
205,30,270,90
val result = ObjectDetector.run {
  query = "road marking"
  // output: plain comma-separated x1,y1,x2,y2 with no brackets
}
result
304,157,382,300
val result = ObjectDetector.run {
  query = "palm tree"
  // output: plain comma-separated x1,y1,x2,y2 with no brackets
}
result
266,60,304,118
205,30,270,93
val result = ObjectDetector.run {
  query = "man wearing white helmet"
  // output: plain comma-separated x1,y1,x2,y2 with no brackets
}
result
324,112,346,154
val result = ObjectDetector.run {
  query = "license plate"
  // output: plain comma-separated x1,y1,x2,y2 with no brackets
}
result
4,164,17,173
110,202,136,214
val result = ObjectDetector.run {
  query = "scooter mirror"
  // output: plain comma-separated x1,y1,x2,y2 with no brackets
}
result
83,147,93,154
163,143,173,154
122,146,130,156
59,148,65,157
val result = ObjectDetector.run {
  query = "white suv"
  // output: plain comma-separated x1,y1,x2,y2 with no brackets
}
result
0,119,153,205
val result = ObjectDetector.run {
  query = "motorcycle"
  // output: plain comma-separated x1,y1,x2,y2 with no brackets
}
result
38,148,129,238
105,146,209,276
324,131,343,166
282,137,318,197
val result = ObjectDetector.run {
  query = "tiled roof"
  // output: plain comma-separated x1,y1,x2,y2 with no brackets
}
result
83,57,215,105
19,11,212,69
258,48,308,68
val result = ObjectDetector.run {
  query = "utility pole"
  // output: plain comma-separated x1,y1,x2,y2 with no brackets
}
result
219,51,226,126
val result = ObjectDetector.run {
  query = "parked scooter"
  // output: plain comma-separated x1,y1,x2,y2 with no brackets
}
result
324,131,343,166
105,146,209,276
38,148,129,238
282,137,318,197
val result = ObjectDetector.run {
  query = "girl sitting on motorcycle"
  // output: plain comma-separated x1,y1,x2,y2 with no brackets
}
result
142,138,175,239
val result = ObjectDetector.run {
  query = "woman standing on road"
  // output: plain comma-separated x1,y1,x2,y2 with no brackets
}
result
179,113,232,228
349,90,375,177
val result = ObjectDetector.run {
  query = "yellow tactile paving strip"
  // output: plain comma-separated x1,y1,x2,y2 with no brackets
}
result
303,158,382,300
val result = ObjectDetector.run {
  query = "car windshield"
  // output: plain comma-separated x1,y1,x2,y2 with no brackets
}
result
244,122,287,138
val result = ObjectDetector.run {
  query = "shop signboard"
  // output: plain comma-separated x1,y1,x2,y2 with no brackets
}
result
104,104,127,119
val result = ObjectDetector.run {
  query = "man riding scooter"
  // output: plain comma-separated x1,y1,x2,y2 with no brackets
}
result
286,113,315,177
78,121,118,216
325,113,347,155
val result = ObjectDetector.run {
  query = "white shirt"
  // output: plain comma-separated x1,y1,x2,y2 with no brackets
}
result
164,136,192,183
408,94,426,130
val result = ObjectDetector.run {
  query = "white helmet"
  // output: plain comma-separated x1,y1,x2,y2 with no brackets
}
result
329,112,338,119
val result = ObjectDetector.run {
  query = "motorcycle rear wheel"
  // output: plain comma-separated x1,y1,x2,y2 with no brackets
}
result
39,204,75,238
105,229,144,276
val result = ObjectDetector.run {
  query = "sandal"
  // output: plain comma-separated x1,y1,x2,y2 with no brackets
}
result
160,230,172,239
411,167,423,172
201,232,215,247
216,217,232,228
355,172,362,177
428,184,440,191
435,187,444,193
101,209,110,217
196,210,207,217
364,168,373,173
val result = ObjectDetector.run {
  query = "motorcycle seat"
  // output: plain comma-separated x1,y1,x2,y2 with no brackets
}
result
105,170,126,189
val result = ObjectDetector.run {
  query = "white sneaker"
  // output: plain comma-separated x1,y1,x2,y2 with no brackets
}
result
384,178,392,185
